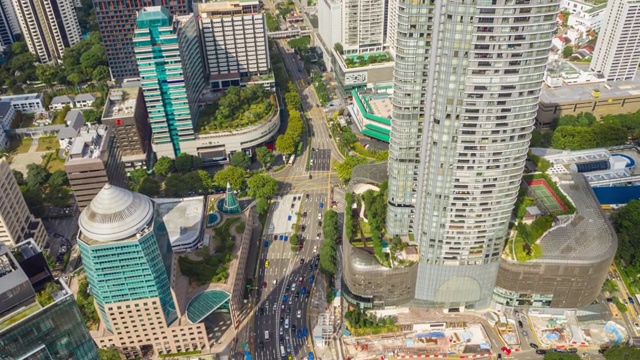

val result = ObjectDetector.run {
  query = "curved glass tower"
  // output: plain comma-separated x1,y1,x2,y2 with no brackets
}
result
386,0,560,309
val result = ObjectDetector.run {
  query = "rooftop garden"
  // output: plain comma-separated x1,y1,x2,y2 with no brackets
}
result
196,85,275,134
344,307,398,336
178,217,243,284
344,52,392,69
77,274,100,330
0,300,41,331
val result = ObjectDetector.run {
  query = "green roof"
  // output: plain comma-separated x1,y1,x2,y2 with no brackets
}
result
351,89,392,126
186,290,231,323
362,129,390,142
365,123,390,135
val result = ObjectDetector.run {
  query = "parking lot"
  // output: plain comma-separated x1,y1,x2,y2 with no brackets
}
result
309,149,330,172
266,194,303,235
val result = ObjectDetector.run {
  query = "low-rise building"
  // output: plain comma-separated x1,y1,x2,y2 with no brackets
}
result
64,124,127,210
49,95,75,110
349,89,392,142
74,93,97,108
537,61,640,128
330,48,394,91
0,239,99,359
0,93,44,113
101,87,152,171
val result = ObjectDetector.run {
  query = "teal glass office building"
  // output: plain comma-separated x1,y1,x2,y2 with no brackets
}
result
77,183,176,332
133,6,206,158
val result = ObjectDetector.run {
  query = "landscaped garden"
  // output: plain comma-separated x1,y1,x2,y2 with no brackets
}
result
344,52,392,69
178,217,244,284
196,85,275,134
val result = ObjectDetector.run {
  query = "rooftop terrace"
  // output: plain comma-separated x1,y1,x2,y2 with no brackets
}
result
103,87,139,120
66,124,110,160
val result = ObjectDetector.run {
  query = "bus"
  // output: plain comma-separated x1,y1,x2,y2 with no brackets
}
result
288,154,296,166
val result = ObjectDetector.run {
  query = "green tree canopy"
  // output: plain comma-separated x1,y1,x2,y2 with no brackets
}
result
175,153,202,174
256,146,275,169
45,184,70,207
128,168,149,192
335,156,367,181
26,163,51,188
603,345,640,360
543,352,579,360
551,126,598,150
230,151,251,169
20,186,45,217
47,170,68,187
275,134,296,154
183,171,206,194
213,166,247,190
256,197,269,215
287,36,311,54
164,174,187,197
98,348,122,360
138,177,161,197
247,174,278,199
154,156,175,177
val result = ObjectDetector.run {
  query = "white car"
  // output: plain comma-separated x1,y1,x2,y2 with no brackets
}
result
291,283,296,291
285,319,290,328
297,309,302,318
313,246,317,253
318,213,322,220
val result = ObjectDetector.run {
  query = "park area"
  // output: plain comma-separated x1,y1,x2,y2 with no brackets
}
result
527,178,569,213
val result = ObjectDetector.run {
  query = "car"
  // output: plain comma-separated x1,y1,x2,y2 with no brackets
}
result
302,286,307,294
313,246,317,253
280,327,284,335
297,309,302,318
288,355,293,360
283,295,288,303
280,316,284,323
624,299,629,304
310,275,315,284
582,353,590,358
262,281,267,288
286,284,291,291
265,260,269,268
270,224,275,231
280,336,284,344
292,324,297,332
303,212,307,218
285,318,290,328
288,215,292,221
273,279,277,285
298,276,304,284
306,194,310,199
630,296,636,305
299,243,303,250
301,225,306,231
279,235,284,241
308,264,313,271
273,234,278,240
635,322,640,329
309,352,315,360
259,341,264,350
284,235,289,242
535,349,547,355
501,347,511,355
292,283,297,291
259,307,264,316
318,213,322,220
303,328,308,337
264,241,269,248
518,320,523,328
567,348,578,353
522,330,527,337
598,348,607,354
300,258,305,265
291,203,295,209
289,297,293,305
298,329,303,338
530,343,538,349
318,221,322,226
295,292,300,298
497,355,502,360
281,304,286,312
319,202,323,209
313,262,318,270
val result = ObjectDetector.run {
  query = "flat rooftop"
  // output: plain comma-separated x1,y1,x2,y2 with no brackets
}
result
540,74,640,104
368,97,392,119
103,87,139,120
198,0,259,14
153,197,204,250
66,124,109,160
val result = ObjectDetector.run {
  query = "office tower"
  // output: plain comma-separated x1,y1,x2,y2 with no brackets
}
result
318,0,342,55
198,0,270,89
134,6,205,158
92,0,191,81
11,0,81,63
0,239,99,359
101,87,152,171
343,0,386,54
0,1,15,50
386,0,560,309
64,124,128,210
77,184,208,357
590,0,640,81
0,159,48,248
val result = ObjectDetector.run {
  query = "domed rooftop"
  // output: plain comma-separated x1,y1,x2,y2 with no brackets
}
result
79,184,154,242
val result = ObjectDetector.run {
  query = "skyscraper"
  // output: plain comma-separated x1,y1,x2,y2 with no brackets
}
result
10,0,81,63
386,0,560,309
590,0,640,81
134,6,205,158
0,0,15,50
0,239,99,359
92,0,191,81
77,183,208,357
0,159,48,248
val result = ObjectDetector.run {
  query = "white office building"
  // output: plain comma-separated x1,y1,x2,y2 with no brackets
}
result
198,0,270,90
385,0,560,309
318,0,386,55
317,0,342,56
0,93,45,113
11,0,81,63
590,0,640,81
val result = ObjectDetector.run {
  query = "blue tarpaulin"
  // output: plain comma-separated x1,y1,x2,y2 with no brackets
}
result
416,332,445,338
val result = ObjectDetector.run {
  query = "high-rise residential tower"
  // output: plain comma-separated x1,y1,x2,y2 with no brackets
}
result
134,6,206,158
198,0,271,90
92,0,191,81
0,1,15,49
10,0,81,63
590,0,640,81
0,159,48,248
386,0,560,309
77,184,208,357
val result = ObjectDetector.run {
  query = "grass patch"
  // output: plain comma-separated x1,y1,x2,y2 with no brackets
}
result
235,221,246,234
42,152,65,172
36,136,58,152
9,137,33,154
0,301,41,330
513,234,542,262
160,350,202,358
359,219,372,238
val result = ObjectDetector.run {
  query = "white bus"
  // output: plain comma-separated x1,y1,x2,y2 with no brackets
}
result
265,331,270,341
288,154,296,166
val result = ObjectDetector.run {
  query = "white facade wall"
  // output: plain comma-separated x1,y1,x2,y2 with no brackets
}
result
0,94,45,113
0,104,15,129
590,0,640,81
317,0,342,54
342,0,385,54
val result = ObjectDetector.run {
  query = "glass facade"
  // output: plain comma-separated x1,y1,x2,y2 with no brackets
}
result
386,0,560,309
134,7,204,158
78,230,177,332
0,295,99,360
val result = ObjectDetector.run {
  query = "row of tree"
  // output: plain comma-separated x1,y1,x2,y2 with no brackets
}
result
15,164,70,217
275,82,304,154
532,111,640,150
612,199,640,293
319,210,339,276
196,85,274,133
362,183,388,260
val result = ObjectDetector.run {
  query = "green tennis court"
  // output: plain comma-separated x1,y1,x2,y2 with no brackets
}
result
530,184,563,212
